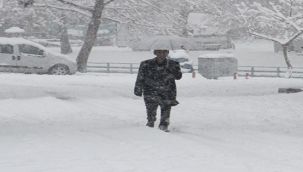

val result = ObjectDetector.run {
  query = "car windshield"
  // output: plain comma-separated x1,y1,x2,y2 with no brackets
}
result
171,58,188,63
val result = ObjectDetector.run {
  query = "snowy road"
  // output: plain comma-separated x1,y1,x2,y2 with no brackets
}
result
0,73,303,172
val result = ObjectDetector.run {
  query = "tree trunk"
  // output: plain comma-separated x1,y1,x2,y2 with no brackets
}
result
282,45,292,68
180,8,190,37
60,15,72,54
282,44,293,78
76,0,104,72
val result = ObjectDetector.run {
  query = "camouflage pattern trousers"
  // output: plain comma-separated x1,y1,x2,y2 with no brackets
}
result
144,95,171,127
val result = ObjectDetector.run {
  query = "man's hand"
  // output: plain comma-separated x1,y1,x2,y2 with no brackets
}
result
134,87,143,97
168,62,182,80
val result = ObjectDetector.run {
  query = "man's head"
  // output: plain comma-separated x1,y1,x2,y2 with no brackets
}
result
153,49,169,63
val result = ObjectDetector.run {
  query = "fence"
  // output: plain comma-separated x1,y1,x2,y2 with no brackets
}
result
87,62,140,74
87,62,303,78
237,66,303,78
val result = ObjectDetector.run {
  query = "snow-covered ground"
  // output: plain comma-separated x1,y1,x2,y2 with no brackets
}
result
1,72,303,172
1,40,303,172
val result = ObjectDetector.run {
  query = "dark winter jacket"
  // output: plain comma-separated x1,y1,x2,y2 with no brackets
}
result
134,58,182,104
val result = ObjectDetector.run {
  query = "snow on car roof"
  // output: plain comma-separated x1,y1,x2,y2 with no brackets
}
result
4,27,25,33
0,37,47,50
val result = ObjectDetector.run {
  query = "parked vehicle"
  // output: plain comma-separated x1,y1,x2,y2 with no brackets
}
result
0,37,77,75
169,50,193,73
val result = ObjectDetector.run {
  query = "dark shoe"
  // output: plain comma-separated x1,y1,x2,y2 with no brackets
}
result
164,99,179,106
146,121,154,128
170,100,179,106
159,125,169,132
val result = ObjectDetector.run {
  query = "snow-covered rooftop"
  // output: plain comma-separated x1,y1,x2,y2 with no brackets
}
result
199,52,235,58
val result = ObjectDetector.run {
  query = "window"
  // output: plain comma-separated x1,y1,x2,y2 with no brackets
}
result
0,44,13,54
18,44,44,56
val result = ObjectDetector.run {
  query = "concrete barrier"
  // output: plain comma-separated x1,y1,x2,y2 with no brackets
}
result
198,53,237,79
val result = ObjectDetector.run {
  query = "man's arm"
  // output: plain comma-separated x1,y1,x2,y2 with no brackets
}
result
166,61,182,80
173,62,182,80
134,62,145,96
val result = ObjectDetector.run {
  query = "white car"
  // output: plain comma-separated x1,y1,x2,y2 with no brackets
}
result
0,37,77,75
169,49,193,73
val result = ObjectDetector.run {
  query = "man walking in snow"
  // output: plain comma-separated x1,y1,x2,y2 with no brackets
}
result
134,49,182,131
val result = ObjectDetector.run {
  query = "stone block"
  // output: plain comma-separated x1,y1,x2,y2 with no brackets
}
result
198,53,237,79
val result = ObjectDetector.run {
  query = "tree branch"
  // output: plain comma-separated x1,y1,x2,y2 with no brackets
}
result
249,31,282,44
285,30,303,45
35,3,91,17
104,0,115,6
267,2,302,31
35,3,121,23
250,30,303,45
54,0,93,13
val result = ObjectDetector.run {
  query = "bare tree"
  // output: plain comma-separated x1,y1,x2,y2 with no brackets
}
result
12,0,74,54
59,14,72,54
76,0,112,72
45,0,115,72
37,3,73,54
238,0,303,71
